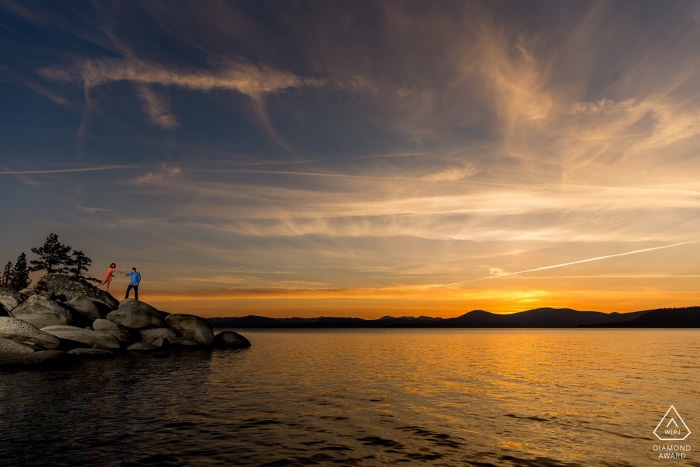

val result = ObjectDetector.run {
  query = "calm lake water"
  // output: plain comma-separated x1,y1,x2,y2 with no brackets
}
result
1,329,698,466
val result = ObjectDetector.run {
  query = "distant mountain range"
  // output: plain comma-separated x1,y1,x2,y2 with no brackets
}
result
209,306,700,328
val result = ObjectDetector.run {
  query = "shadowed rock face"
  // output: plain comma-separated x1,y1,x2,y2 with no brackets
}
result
10,295,81,329
165,314,215,346
0,337,35,354
0,287,26,312
140,328,176,344
106,308,165,330
67,348,117,358
66,296,105,322
92,319,139,345
126,342,158,351
42,274,119,310
0,350,78,370
0,303,8,317
213,331,251,349
41,325,121,350
0,317,61,349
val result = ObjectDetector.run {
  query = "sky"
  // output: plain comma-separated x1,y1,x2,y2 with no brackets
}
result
1,0,700,318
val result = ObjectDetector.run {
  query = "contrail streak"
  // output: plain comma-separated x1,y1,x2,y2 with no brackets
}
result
442,240,696,287
0,165,142,174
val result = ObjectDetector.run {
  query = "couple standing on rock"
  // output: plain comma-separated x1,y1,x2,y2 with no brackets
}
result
101,264,142,300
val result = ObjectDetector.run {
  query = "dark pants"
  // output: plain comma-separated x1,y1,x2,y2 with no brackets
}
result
125,284,139,300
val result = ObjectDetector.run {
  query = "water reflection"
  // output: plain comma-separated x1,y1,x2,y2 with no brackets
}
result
0,330,698,466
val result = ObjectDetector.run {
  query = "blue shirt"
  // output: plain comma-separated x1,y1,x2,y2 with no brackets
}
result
125,271,141,286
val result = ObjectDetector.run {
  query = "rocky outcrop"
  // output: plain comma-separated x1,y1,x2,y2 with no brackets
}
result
140,327,176,344
10,295,82,329
41,325,121,350
92,319,139,345
67,348,117,358
0,350,78,370
0,287,26,311
213,331,251,349
119,299,167,319
42,274,119,310
0,317,61,349
126,342,158,351
0,337,35,354
107,308,165,330
165,314,215,346
66,296,105,322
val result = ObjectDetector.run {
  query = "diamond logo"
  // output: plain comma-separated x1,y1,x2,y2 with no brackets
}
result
654,406,691,441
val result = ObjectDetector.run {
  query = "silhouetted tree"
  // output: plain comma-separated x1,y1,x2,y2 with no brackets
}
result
30,233,72,274
68,250,97,282
10,253,31,290
1,261,12,288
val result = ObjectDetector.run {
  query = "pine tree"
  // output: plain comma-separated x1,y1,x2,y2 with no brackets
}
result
10,253,31,290
1,261,12,288
30,233,72,274
68,250,93,280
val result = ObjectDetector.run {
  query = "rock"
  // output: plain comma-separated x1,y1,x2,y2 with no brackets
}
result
213,331,251,349
0,287,27,311
119,299,167,319
0,317,61,349
0,338,35,354
92,319,139,345
41,325,121,350
165,314,215,346
106,308,165,330
67,348,117,358
66,296,105,322
126,342,158,351
140,327,176,344
42,273,119,310
19,288,37,297
10,295,83,329
0,303,8,317
168,337,199,347
0,350,78,370
151,337,170,349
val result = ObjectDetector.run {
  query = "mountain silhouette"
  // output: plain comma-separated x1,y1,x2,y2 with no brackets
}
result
581,306,700,328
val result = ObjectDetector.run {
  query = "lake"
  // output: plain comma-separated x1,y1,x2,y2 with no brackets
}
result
1,329,698,466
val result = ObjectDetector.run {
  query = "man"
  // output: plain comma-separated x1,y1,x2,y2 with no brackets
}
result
119,267,142,300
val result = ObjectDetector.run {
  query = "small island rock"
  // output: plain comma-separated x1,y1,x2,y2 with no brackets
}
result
41,325,121,350
0,317,61,349
213,331,251,349
165,314,215,346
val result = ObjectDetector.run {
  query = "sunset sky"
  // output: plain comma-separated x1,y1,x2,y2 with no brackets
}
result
2,1,700,318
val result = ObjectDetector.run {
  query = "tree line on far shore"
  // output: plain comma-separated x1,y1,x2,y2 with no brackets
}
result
1,233,96,291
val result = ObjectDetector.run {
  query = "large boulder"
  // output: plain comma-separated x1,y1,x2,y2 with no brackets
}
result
41,325,121,350
140,328,176,344
213,331,251,349
0,287,26,311
42,274,119,310
0,350,78,370
10,295,82,329
0,317,61,349
106,308,165,330
66,296,105,322
119,299,167,319
0,337,35,354
93,319,139,345
165,314,215,346
67,348,117,358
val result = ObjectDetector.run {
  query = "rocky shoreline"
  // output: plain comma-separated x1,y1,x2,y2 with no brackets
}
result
0,273,250,370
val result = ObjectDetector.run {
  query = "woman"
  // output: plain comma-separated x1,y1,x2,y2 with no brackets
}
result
101,263,116,290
